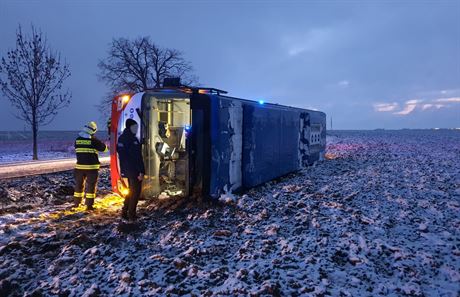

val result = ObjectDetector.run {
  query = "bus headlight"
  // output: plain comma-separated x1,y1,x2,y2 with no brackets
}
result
117,179,129,196
121,188,129,196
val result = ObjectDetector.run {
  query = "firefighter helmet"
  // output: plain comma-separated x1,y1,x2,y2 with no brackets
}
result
84,121,98,135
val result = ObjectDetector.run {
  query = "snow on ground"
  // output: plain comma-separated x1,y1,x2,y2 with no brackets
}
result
0,131,109,164
0,168,112,214
0,130,459,296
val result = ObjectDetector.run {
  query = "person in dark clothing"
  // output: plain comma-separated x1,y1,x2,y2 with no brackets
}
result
117,119,145,221
74,121,108,210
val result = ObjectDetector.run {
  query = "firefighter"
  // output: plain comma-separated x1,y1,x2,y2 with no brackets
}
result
117,119,145,221
73,121,108,210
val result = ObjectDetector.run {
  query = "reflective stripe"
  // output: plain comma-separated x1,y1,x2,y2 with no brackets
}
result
76,139,92,145
75,148,98,154
85,124,97,132
74,192,84,198
75,164,100,170
103,145,109,153
86,193,96,198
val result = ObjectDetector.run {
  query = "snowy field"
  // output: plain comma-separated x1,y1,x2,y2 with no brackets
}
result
0,131,109,164
0,130,459,296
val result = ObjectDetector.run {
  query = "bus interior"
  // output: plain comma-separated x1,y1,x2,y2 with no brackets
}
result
141,93,191,199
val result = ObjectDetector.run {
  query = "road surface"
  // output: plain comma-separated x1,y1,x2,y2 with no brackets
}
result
0,156,110,179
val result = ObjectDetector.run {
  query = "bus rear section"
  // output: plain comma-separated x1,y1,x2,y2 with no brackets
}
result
110,90,193,199
141,92,191,199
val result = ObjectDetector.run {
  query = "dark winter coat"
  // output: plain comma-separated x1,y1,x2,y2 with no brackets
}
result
117,128,145,178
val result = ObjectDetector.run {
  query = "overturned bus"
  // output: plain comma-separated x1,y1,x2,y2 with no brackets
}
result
110,85,326,199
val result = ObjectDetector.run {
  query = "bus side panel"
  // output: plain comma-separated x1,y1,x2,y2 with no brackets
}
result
209,97,228,197
279,109,302,176
242,104,283,188
209,97,243,197
204,95,327,197
242,105,306,188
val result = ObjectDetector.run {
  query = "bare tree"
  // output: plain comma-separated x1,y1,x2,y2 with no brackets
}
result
97,36,197,114
0,25,71,160
98,37,151,93
149,45,196,88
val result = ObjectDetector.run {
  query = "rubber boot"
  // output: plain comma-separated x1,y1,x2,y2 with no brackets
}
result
121,198,129,220
121,209,128,220
86,198,95,211
74,197,82,207
128,213,138,222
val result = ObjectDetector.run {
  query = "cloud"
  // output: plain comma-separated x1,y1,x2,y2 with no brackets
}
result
393,100,420,115
374,102,399,112
405,99,421,105
422,104,445,110
375,96,459,116
421,104,432,110
434,97,460,103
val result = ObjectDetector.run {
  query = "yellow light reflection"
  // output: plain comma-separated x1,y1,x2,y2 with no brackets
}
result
38,194,124,221
120,188,129,196
325,152,338,160
95,194,124,209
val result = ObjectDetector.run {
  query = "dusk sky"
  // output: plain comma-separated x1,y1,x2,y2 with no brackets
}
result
0,0,459,130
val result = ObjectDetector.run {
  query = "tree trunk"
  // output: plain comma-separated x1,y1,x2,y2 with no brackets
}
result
32,112,38,160
155,72,161,88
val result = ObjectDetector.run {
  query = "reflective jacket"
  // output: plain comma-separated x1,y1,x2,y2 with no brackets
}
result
75,132,108,170
117,128,145,178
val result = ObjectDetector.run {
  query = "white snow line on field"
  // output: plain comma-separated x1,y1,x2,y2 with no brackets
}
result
0,157,110,179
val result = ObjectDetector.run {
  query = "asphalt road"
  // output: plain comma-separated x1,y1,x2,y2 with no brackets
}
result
0,156,110,179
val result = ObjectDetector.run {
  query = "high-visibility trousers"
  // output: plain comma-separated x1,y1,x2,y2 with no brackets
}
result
73,169,99,206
